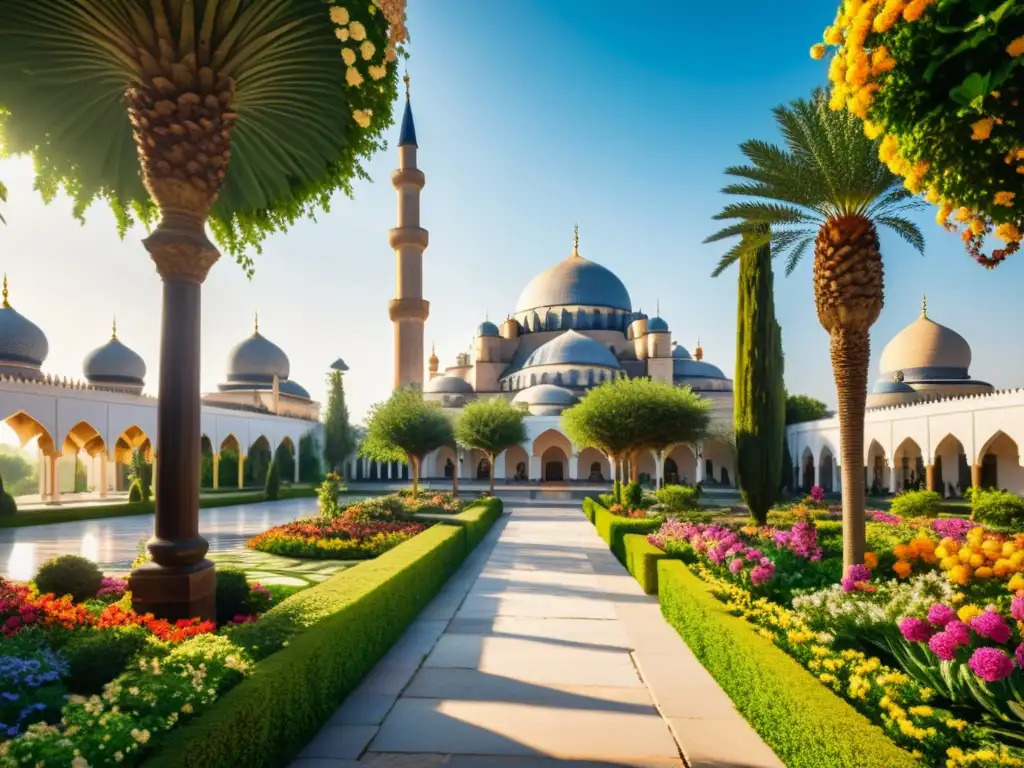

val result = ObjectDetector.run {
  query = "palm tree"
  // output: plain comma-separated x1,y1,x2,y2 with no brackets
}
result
705,90,925,573
0,0,406,620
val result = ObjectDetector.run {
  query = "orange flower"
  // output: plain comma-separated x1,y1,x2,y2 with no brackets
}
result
811,43,827,60
864,551,879,569
893,560,913,578
994,191,1016,207
903,0,934,22
971,117,995,140
1008,36,1024,58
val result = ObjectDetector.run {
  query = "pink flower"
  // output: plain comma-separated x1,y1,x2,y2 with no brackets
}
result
945,620,971,647
729,558,744,575
899,617,934,643
969,647,1016,683
1013,597,1024,623
927,603,957,628
810,485,825,503
970,610,1013,644
842,564,872,593
750,562,775,586
1016,644,1024,669
928,631,961,661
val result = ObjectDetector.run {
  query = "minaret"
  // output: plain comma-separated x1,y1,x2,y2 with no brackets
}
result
388,72,429,390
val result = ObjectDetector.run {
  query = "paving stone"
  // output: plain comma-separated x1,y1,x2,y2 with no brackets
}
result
667,718,784,768
299,725,378,760
329,691,399,726
455,593,617,620
290,759,362,767
445,617,630,650
632,652,741,720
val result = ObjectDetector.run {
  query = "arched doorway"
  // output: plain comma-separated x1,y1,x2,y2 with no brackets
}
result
576,447,609,483
801,447,815,492
541,446,568,482
933,433,969,497
664,445,696,485
703,439,734,487
866,440,887,495
819,446,834,493
979,431,1022,491
503,445,529,481
893,437,924,492
476,457,491,480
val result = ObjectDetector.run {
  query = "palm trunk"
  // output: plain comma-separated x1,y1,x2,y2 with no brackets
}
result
832,329,870,571
488,452,496,495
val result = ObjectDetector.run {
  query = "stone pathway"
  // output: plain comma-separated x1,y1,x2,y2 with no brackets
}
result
292,504,783,768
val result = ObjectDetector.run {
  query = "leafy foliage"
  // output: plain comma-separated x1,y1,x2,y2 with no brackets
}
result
264,459,280,501
971,488,1024,529
786,393,830,424
889,489,943,519
323,371,355,474
0,0,404,270
655,484,702,513
704,90,925,277
34,555,103,602
455,399,527,493
815,0,1024,266
561,377,711,461
298,430,322,483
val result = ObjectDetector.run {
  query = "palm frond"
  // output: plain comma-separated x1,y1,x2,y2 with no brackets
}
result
711,201,817,226
877,215,926,255
784,237,812,276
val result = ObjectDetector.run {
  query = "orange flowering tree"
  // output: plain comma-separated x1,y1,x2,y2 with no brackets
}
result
812,0,1024,267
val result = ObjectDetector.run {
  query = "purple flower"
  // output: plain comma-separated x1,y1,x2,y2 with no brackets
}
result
899,617,935,643
95,576,128,599
970,610,1013,644
1012,597,1024,623
927,603,957,628
810,485,825,503
945,620,971,646
928,631,961,661
729,558,744,575
870,511,902,525
969,647,1016,683
842,564,872,593
931,517,976,541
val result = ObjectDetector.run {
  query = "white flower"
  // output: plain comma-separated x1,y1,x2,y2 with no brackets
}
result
335,28,350,41
353,109,372,128
349,21,367,41
342,48,356,66
330,6,350,25
346,67,364,87
360,40,376,60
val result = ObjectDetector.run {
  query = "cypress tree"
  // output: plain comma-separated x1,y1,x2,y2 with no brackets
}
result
734,231,785,524
323,370,354,474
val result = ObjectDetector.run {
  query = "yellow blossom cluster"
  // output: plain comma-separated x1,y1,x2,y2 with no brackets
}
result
935,527,1024,587
947,747,1024,767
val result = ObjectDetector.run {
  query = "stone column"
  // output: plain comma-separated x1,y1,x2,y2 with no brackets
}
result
494,452,506,480
238,455,246,489
569,454,579,481
99,452,108,499
813,460,821,488
694,443,704,484
293,452,300,484
889,463,899,494
833,459,842,494
971,463,982,490
50,455,61,504
212,454,220,490
656,451,665,488
925,464,935,493
530,456,542,481
609,457,617,485
38,452,47,500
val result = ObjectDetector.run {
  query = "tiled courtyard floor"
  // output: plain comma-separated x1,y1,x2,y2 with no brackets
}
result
291,503,783,768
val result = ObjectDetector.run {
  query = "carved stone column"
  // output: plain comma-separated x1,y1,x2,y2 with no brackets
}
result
129,178,220,622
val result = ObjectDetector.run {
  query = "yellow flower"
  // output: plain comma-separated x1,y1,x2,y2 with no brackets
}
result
330,5,350,25
336,27,350,41
969,218,986,236
811,43,827,60
878,134,900,164
994,191,1016,207
958,604,984,623
996,222,1022,243
346,67,364,87
863,120,884,139
361,40,376,60
352,109,372,128
342,47,356,66
909,705,933,717
873,0,906,33
871,46,896,73
971,117,995,140
349,21,367,41
825,25,844,44
903,0,933,22
368,64,388,80
1008,36,1024,58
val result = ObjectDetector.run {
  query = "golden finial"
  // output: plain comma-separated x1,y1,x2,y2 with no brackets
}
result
572,223,580,258
656,298,660,317
695,336,704,361
403,70,410,100
921,293,928,318
112,314,117,339
1,274,8,309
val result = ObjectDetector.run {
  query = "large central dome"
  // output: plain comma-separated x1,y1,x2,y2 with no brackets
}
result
515,255,631,314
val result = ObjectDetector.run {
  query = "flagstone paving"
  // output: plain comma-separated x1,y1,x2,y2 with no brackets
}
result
209,550,356,587
291,503,784,768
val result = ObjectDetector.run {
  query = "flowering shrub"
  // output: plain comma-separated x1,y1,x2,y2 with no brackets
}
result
813,0,1024,267
0,648,68,738
96,576,128,602
317,472,345,519
933,517,978,542
248,517,425,559
809,485,826,505
890,489,943,520
871,510,904,525
397,489,464,514
935,525,1024,588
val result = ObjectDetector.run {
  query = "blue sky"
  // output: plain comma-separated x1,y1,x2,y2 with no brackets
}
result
1,0,1022,424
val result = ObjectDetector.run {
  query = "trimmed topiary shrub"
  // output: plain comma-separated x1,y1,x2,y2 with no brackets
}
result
971,488,1024,530
889,489,942,519
590,499,663,564
624,533,669,594
216,568,253,626
654,484,701,513
34,554,103,602
624,481,643,511
128,480,144,503
264,459,280,501
62,626,149,694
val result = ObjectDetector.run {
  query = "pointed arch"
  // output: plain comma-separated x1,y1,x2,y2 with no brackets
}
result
63,420,105,457
531,428,572,458
4,410,56,455
577,447,609,483
977,431,1022,491
220,434,241,454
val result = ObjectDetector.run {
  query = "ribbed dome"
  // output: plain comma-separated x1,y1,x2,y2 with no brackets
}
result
424,375,474,394
476,321,500,337
511,384,579,407
878,306,971,378
0,301,48,368
225,331,290,380
522,330,621,370
648,316,669,332
515,256,631,314
83,335,146,386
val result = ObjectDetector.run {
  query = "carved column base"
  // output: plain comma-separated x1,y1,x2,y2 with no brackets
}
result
130,559,216,623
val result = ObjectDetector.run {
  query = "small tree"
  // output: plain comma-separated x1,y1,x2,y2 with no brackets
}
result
456,399,528,495
128,449,151,502
298,431,323,483
360,388,454,498
785,394,829,425
323,370,355,475
264,459,280,501
563,378,711,482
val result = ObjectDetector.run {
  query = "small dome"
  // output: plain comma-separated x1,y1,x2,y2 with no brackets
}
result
278,379,311,399
878,303,971,379
673,358,728,380
515,256,631,314
0,280,48,369
511,384,579,415
648,316,669,332
83,334,146,386
225,331,290,380
672,344,691,359
522,330,621,370
424,375,474,394
476,321,500,337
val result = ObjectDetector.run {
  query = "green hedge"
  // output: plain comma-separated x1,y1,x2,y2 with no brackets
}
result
589,499,663,564
0,486,320,529
657,560,919,768
146,506,499,768
582,496,598,523
623,533,669,595
437,498,503,549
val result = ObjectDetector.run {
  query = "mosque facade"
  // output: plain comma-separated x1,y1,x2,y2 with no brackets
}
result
0,277,319,501
787,299,1024,497
377,89,738,486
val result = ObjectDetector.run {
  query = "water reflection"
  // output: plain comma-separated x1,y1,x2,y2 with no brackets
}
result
0,498,322,580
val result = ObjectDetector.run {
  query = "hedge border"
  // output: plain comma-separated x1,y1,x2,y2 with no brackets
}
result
436,497,504,549
623,533,669,595
0,486,327,529
144,497,502,768
657,560,919,768
583,497,663,563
